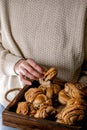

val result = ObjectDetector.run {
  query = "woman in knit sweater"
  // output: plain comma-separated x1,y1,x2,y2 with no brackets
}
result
0,0,87,130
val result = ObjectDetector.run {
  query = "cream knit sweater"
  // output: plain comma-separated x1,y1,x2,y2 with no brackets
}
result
0,0,87,107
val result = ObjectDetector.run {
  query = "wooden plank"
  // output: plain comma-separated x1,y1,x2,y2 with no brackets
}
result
2,110,82,130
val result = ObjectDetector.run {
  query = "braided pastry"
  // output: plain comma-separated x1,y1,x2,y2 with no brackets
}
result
39,67,58,88
34,105,56,119
64,82,86,99
56,98,87,125
43,67,57,81
24,88,44,103
57,108,85,125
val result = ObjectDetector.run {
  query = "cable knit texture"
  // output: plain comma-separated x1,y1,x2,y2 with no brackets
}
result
0,0,87,107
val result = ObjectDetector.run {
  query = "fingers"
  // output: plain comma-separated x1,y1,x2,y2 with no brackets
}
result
27,58,45,74
19,66,38,80
20,74,32,85
15,58,46,85
19,62,44,78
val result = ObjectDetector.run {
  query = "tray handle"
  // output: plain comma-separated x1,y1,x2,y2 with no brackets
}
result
5,88,21,102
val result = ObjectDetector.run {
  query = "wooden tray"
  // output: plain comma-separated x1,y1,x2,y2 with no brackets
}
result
2,81,87,130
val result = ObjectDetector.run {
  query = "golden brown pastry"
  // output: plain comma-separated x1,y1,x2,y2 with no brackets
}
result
44,67,57,81
16,102,29,115
34,105,48,118
56,98,87,125
24,88,43,103
64,82,86,99
33,94,48,108
56,108,85,125
58,90,70,105
34,105,56,119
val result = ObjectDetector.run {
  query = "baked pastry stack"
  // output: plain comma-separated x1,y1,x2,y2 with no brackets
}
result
56,82,87,125
16,67,87,126
39,67,61,102
16,67,60,118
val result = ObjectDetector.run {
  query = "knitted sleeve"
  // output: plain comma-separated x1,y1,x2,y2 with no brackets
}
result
0,22,23,76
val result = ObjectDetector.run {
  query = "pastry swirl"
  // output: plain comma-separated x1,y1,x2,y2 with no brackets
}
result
34,105,56,119
64,82,86,99
44,67,57,81
24,88,43,103
56,98,87,125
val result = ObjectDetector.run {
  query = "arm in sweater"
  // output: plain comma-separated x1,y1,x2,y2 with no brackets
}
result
0,23,23,76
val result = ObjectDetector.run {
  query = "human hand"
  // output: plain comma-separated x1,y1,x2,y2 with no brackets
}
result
14,58,45,85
